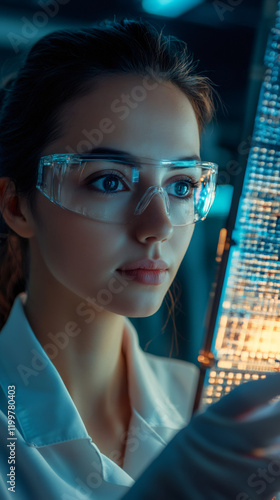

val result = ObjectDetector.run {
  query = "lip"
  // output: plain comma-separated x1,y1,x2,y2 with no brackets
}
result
118,259,169,271
117,260,169,286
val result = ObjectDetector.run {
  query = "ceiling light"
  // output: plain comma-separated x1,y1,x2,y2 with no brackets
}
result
142,0,204,18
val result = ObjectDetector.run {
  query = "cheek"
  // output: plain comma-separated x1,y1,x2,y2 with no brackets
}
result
171,225,194,272
31,193,195,315
33,207,126,296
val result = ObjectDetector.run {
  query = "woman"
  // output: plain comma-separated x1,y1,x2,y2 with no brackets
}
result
0,18,280,500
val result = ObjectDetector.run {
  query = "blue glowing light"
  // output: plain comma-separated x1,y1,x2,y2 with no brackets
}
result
142,0,204,17
209,185,234,217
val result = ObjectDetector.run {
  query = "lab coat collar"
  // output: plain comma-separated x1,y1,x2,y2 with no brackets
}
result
0,294,185,451
0,294,89,447
122,317,187,432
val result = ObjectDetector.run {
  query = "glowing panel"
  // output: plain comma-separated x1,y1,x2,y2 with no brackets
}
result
200,7,280,410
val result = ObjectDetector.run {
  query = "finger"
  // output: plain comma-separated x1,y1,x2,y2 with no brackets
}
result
183,428,277,491
252,443,280,458
193,411,280,453
208,372,280,418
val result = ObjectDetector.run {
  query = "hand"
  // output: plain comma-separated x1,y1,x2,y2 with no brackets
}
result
122,373,280,500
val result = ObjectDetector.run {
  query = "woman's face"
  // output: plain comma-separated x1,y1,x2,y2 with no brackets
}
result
30,74,200,317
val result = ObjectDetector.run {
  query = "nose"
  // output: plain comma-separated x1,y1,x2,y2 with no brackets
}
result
133,190,174,244
134,186,170,217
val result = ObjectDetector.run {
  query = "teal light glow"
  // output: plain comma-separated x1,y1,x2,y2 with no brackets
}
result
209,185,234,217
142,0,204,17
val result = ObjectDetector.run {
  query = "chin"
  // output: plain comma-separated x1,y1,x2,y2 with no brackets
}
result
125,307,161,318
111,295,165,318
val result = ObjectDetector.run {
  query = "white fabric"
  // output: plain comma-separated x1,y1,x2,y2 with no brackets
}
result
0,294,198,499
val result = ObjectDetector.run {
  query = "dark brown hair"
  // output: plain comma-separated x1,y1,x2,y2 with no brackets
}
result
0,18,215,327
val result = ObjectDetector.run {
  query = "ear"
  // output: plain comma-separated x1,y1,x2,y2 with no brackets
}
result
0,178,35,238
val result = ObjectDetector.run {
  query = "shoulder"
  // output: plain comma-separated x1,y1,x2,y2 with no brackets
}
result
144,351,199,421
123,318,199,423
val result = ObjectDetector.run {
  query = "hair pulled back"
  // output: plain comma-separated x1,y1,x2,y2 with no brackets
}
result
0,18,215,327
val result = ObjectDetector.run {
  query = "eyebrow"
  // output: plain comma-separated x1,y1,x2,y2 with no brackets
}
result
83,147,201,162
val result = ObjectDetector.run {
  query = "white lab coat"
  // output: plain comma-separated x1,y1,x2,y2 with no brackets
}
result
0,294,198,499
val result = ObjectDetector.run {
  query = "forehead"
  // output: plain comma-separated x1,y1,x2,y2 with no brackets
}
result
43,74,200,159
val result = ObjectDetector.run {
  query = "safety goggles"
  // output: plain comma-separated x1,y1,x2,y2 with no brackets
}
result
36,154,218,226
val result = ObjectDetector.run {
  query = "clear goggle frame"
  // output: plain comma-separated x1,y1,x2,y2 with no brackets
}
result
36,154,218,226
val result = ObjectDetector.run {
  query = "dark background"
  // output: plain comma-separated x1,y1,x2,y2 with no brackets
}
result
0,0,277,364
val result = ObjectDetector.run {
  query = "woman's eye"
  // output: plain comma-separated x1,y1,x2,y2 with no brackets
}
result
167,180,192,198
89,174,127,193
